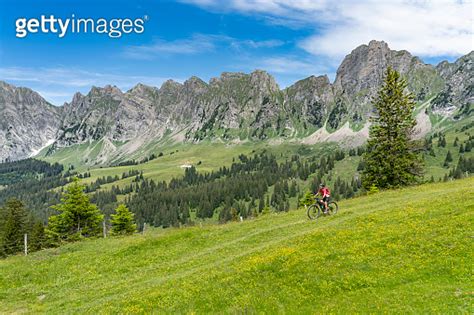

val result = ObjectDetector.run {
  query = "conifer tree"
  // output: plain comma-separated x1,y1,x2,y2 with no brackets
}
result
111,204,137,235
47,178,103,241
0,198,28,255
362,67,423,189
289,181,297,197
443,150,453,167
298,191,315,208
29,221,45,251
465,141,472,152
258,195,264,212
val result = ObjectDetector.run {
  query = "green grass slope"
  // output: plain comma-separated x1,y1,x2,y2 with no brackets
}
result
1,178,473,314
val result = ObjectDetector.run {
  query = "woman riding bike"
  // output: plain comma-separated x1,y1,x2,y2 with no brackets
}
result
316,183,331,214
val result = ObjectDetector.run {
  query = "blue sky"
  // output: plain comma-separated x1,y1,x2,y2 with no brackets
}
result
0,0,472,105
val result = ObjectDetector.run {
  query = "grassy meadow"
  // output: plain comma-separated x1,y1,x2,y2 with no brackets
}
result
0,177,472,314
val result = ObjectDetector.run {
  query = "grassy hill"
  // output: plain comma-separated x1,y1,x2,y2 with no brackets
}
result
1,177,472,314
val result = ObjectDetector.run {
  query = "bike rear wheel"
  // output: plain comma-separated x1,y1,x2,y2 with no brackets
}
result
328,201,338,215
307,204,321,220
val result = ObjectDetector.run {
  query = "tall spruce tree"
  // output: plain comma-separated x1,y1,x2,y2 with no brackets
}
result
47,178,103,241
362,67,423,189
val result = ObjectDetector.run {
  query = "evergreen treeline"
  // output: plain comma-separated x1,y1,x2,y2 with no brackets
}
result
0,169,70,222
0,149,368,233
0,160,143,222
113,152,164,167
0,158,63,185
0,182,137,257
443,156,474,181
126,153,305,227
124,151,363,228
84,175,120,192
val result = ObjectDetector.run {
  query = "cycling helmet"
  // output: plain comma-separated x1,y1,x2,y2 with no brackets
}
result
319,183,325,188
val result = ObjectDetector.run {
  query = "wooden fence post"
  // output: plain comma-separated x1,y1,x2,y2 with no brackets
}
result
24,234,28,256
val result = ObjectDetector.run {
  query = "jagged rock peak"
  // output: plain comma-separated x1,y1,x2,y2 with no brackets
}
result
88,85,122,96
290,75,331,88
368,39,389,50
160,79,182,90
250,69,275,80
334,40,424,94
208,72,240,85
0,80,27,92
220,72,246,80
128,83,156,94
0,80,13,89
436,51,474,77
71,92,84,103
184,76,207,88
250,69,271,77
207,70,279,91
0,81,51,105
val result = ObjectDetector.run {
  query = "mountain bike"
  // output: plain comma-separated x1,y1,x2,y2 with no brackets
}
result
306,198,338,220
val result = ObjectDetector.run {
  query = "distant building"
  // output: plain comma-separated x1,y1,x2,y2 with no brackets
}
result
180,162,193,168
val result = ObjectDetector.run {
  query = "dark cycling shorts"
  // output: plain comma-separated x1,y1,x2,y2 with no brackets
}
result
322,196,330,202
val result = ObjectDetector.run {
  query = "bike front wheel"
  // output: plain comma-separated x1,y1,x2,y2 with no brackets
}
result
307,204,321,220
328,201,338,215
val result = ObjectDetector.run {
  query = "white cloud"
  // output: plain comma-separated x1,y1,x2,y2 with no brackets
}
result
235,39,285,49
300,0,473,59
256,56,333,76
123,34,218,59
184,0,473,59
123,34,285,59
182,0,331,17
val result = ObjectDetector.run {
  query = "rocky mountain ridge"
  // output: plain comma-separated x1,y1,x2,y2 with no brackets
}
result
1,40,472,163
0,81,62,161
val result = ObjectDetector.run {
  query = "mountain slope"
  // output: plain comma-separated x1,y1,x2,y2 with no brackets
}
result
0,178,472,313
433,51,473,117
0,81,62,162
